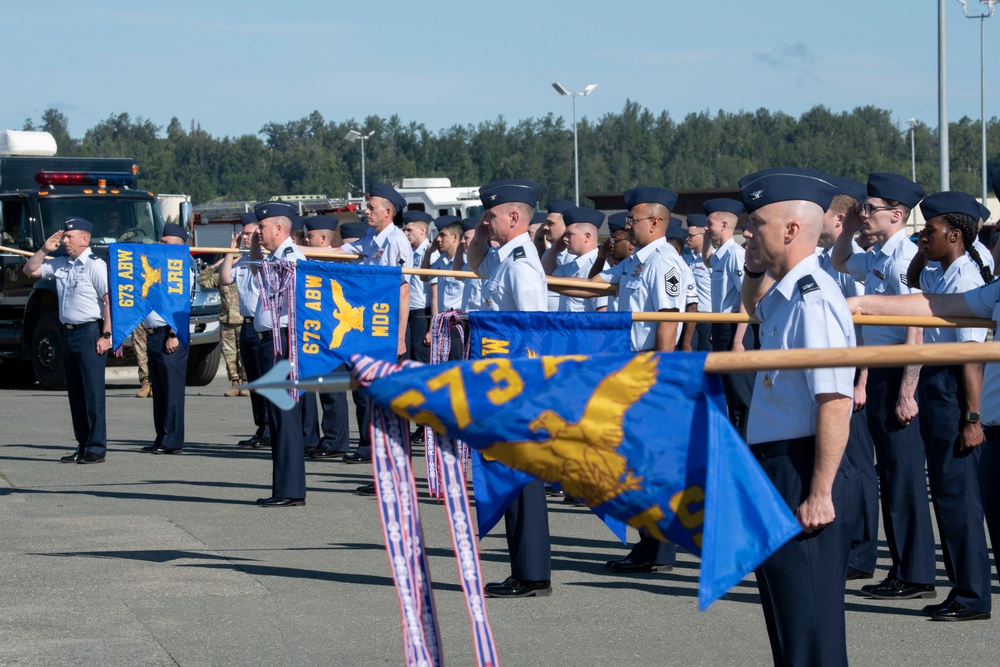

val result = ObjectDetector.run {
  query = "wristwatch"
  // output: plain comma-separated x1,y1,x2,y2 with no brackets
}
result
167,331,177,339
744,265,766,279
101,331,112,340
964,411,980,423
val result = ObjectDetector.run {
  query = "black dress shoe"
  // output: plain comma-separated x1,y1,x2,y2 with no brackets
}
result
410,428,425,444
342,453,371,464
142,445,183,455
846,567,874,581
544,484,564,498
930,600,991,621
484,576,552,598
258,497,305,507
922,599,954,616
356,483,377,496
604,556,673,573
60,453,81,463
864,577,935,600
76,453,105,464
309,448,343,458
237,436,259,448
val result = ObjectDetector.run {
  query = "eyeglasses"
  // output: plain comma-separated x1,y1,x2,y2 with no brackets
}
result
625,215,658,226
860,203,897,216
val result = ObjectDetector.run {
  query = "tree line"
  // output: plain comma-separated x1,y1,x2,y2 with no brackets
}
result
22,103,1000,205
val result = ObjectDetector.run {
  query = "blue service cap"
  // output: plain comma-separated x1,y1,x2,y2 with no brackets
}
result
161,223,188,241
461,217,480,232
402,210,433,224
666,218,687,241
547,198,574,215
832,177,867,202
624,187,678,212
479,179,541,209
64,217,93,233
339,222,368,240
738,167,837,213
606,211,629,233
254,201,298,222
369,181,407,214
434,215,462,228
304,215,339,232
290,215,305,231
991,166,1000,200
686,213,707,228
703,198,744,216
530,211,548,225
919,191,982,222
239,212,258,226
978,202,991,223
563,206,605,227
867,172,925,209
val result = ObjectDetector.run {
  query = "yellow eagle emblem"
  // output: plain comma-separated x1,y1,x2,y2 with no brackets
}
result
139,255,161,299
329,278,365,349
481,352,659,506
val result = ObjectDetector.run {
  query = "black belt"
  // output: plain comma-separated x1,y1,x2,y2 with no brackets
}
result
749,436,815,461
258,327,288,341
984,425,1000,442
64,321,98,330
243,316,254,324
146,326,171,334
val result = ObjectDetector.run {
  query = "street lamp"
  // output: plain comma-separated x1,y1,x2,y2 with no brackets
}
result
908,118,918,182
552,82,598,206
344,129,376,194
958,0,996,203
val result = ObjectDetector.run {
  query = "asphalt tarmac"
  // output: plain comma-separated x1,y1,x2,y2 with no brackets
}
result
0,367,997,666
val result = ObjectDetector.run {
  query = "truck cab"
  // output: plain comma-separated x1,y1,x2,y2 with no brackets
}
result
0,131,221,389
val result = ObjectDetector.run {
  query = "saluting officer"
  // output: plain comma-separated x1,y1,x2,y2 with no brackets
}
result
456,217,484,312
221,213,270,448
831,172,936,600
739,167,854,667
589,211,633,313
333,183,412,493
544,207,608,313
249,201,307,507
467,179,552,598
24,217,112,464
141,223,193,455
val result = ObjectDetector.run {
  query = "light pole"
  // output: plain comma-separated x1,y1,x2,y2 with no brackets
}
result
958,0,996,203
344,129,376,194
908,118,918,182
940,0,950,191
552,82,597,206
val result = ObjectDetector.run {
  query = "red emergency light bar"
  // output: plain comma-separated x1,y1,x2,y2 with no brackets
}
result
34,171,135,187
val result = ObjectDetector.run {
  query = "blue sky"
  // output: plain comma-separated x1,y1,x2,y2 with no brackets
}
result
1,1,997,140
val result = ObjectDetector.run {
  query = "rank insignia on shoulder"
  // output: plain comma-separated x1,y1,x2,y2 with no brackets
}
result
512,247,526,260
900,273,909,287
282,247,294,256
796,275,819,296
397,255,406,267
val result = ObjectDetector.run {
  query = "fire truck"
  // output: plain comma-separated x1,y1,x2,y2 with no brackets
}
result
0,130,222,389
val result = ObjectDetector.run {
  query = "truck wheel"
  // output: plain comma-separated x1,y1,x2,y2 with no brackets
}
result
32,312,67,390
186,342,221,386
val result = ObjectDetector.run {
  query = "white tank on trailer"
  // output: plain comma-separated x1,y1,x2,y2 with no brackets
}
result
0,130,58,157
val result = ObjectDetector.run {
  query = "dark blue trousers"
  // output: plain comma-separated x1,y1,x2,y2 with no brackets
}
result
300,390,319,450
919,366,991,612
406,307,431,363
845,405,879,574
318,363,350,453
147,328,188,449
62,322,108,457
255,328,306,499
711,323,754,440
626,531,677,565
691,322,712,352
865,366,936,584
753,438,850,667
352,390,372,459
980,435,1000,580
504,478,552,581
239,321,270,439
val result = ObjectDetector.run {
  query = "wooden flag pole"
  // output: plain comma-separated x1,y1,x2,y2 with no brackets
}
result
0,244,38,259
702,341,1000,374
631,311,995,329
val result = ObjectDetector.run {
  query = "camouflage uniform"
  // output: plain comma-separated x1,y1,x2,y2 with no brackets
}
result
133,322,151,397
198,265,246,387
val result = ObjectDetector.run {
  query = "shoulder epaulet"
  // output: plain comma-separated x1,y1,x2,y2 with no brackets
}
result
512,247,526,260
900,273,910,287
797,275,820,297
282,246,294,257
397,255,406,267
